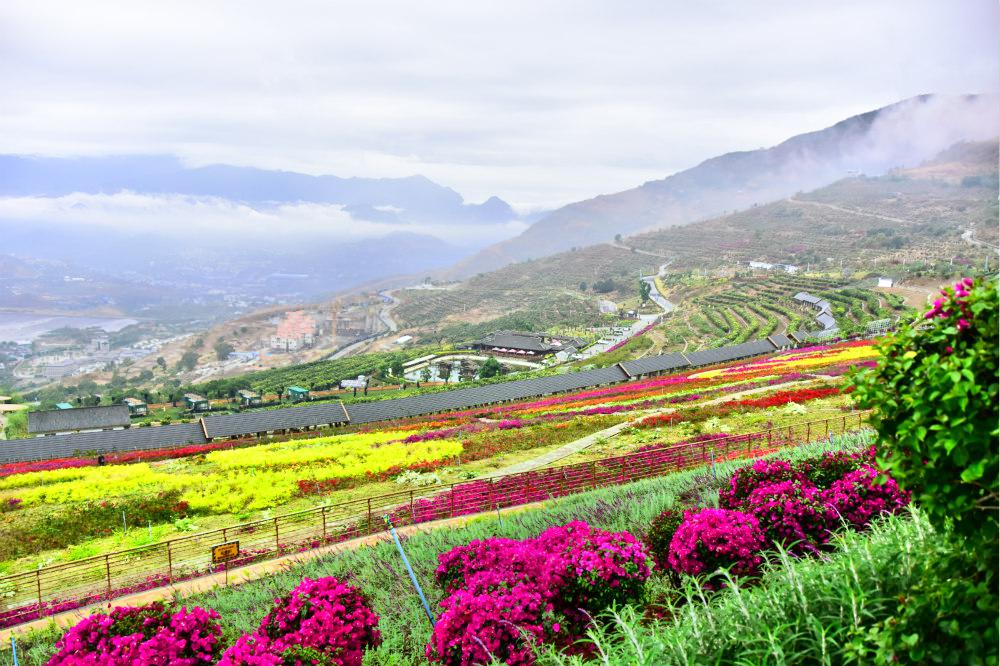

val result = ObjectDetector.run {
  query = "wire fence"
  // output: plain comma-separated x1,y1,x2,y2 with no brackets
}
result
0,412,869,629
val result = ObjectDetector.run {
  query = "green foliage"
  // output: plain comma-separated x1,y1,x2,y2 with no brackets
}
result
592,278,617,294
176,350,200,372
851,277,998,548
213,338,234,361
3,410,27,439
479,356,503,379
639,279,651,303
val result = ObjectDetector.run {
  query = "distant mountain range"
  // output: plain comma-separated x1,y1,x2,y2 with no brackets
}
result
0,155,529,304
451,94,999,275
0,154,519,226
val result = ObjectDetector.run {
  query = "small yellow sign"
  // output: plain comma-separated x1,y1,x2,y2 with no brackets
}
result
212,541,240,564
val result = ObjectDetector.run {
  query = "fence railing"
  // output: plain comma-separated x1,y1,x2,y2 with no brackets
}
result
0,412,869,629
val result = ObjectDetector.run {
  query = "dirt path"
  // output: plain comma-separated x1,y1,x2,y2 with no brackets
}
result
789,198,910,224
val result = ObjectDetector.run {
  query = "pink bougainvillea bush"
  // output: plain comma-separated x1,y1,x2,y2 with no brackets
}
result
745,480,834,555
800,446,875,488
219,577,381,666
667,508,767,586
821,465,910,530
427,580,553,666
718,458,808,510
47,602,222,666
427,521,651,665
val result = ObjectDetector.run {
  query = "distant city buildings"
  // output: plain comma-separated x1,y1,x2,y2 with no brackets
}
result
270,311,317,351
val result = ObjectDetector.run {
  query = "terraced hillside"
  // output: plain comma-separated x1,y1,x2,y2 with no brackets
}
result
394,244,656,340
393,143,995,338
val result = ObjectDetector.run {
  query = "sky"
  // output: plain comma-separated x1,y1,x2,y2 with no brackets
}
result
1,0,998,211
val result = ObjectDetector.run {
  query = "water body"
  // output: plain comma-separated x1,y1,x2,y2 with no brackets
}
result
0,313,139,344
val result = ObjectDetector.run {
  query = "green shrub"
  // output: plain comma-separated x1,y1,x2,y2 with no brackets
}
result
851,277,998,549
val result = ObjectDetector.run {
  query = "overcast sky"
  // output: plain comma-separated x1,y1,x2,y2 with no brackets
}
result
1,0,997,211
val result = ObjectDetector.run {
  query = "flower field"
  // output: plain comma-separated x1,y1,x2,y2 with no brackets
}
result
0,341,877,579
14,433,913,665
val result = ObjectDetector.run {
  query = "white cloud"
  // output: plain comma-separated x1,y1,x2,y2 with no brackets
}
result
0,0,996,209
0,192,528,245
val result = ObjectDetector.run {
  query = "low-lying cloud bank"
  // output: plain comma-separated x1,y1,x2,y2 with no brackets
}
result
0,191,529,247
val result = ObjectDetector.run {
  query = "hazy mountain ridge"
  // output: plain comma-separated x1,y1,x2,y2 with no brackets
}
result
0,154,517,225
451,94,999,275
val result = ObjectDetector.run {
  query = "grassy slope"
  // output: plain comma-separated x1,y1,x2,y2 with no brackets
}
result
7,436,873,665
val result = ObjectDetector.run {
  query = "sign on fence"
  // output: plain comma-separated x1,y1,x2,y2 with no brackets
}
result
211,541,240,564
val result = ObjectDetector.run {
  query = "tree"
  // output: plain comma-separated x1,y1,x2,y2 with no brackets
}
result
479,356,503,379
176,350,199,372
420,367,432,383
156,357,167,372
614,233,622,243
639,279,651,303
438,364,452,383
579,281,588,292
214,339,235,361
390,358,406,377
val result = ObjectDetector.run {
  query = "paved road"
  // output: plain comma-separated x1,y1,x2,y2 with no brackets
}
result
962,228,1000,255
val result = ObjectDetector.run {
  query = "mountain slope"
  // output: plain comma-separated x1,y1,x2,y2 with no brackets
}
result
397,140,998,336
452,94,999,274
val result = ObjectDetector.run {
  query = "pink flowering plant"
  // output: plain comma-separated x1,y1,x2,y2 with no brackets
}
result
745,480,834,555
428,521,651,664
718,458,808,509
666,508,767,586
219,577,381,666
821,465,910,530
48,602,223,666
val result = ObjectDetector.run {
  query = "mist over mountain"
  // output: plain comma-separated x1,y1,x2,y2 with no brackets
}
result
452,94,999,275
0,155,527,301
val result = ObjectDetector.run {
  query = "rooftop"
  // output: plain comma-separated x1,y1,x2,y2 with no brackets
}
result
28,405,131,434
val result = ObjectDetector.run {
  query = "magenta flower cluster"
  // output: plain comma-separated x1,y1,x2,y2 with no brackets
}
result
48,603,223,666
219,577,381,666
924,277,976,331
745,480,834,555
428,521,650,665
718,458,807,510
666,508,767,584
656,449,908,587
821,465,910,530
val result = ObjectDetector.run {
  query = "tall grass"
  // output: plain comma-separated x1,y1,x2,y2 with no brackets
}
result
4,434,872,665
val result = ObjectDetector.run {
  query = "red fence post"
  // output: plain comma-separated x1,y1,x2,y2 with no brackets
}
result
105,555,112,597
590,461,597,489
366,499,373,533
36,569,42,609
274,518,280,552
167,542,173,583
321,506,328,540
806,422,810,442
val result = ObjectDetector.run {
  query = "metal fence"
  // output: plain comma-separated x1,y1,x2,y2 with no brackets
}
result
0,412,869,629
